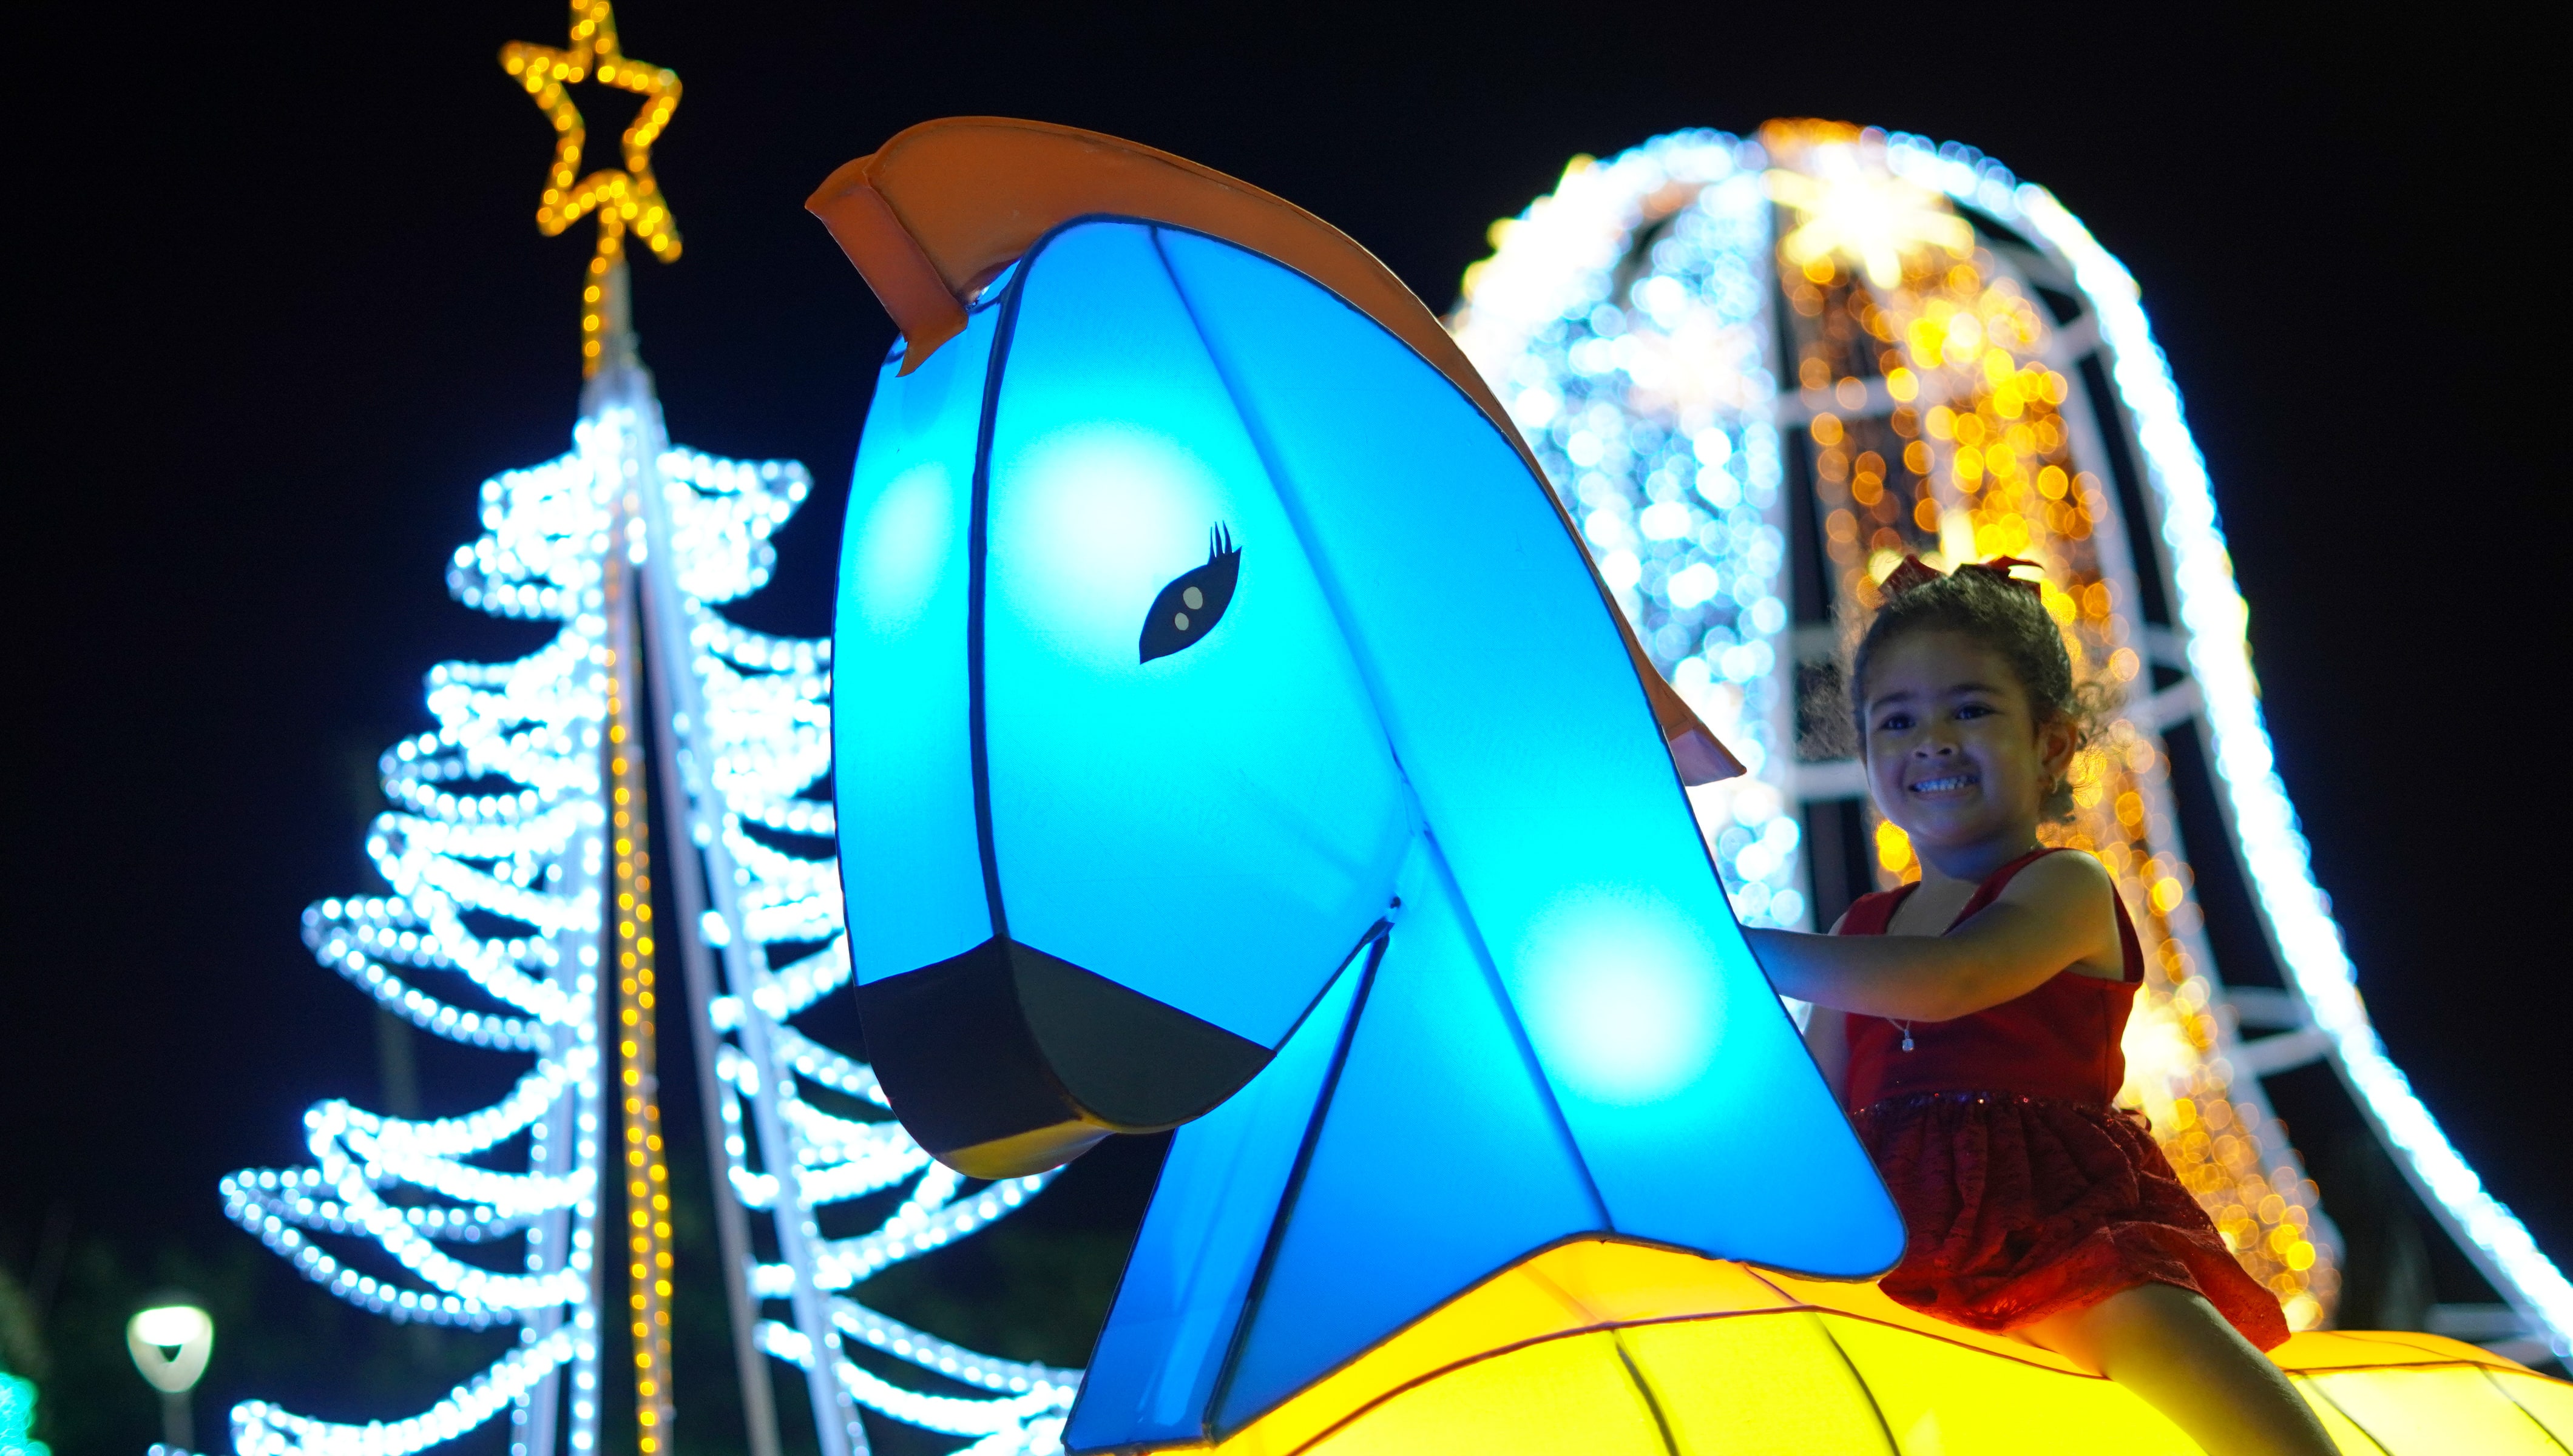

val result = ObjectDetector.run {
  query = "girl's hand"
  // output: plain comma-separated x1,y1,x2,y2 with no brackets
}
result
1745,851,2125,1020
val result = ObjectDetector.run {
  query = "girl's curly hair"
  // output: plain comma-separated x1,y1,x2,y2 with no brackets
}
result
1847,561,2108,819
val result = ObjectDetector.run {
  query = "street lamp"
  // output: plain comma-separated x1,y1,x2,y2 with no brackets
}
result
126,1296,213,1452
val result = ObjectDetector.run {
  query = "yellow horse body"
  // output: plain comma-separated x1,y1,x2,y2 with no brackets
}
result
1210,1242,2571,1455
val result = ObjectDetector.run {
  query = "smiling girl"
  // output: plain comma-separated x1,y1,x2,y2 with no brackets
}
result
1746,557,2335,1456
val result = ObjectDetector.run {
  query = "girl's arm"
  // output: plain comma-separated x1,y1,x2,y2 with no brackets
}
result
1746,851,2122,1021
1803,1005,1850,1104
1796,908,1852,1103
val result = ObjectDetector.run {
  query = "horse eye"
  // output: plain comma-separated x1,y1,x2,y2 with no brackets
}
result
1138,525,1243,663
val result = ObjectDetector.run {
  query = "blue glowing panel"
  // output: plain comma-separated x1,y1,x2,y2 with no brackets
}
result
839,213,1903,1450
1158,229,1901,1276
834,304,1002,981
979,221,1411,1050
1214,835,1604,1432
1066,945,1370,1449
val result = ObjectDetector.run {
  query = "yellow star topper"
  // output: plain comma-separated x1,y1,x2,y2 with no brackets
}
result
501,1,683,374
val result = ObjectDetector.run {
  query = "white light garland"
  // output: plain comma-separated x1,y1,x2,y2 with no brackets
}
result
223,355,1083,1449
233,1330,580,1456
756,1320,1074,1449
225,425,620,1454
1453,132,1809,929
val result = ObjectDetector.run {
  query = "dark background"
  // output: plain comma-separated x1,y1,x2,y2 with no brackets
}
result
5,2,2560,1450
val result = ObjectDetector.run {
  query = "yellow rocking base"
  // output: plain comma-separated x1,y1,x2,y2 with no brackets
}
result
1193,1241,2570,1455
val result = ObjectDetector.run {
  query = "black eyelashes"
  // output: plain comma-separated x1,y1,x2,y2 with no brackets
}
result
1138,525,1242,663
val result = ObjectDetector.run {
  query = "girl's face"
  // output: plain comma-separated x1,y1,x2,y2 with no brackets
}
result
1859,629,2073,858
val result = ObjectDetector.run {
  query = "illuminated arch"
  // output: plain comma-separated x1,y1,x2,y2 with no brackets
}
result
1452,121,2569,1356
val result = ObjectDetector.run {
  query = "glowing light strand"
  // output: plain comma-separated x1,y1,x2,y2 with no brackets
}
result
604,561,677,1450
226,428,617,1455
228,1,1075,1443
223,372,1078,1454
232,1331,580,1456
618,362,1079,1452
756,1322,1074,1448
1452,132,1810,929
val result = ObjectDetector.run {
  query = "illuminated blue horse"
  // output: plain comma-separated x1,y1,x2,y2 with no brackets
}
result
820,120,1902,1451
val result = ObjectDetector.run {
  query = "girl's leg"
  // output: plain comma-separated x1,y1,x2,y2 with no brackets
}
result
2022,1282,2338,1456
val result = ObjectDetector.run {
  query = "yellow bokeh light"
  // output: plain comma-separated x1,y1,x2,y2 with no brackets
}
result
1763,147,1974,290
1875,819,1913,874
601,550,675,1448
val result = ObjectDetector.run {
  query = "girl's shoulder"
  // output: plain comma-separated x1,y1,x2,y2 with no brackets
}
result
1990,846,2115,909
1990,848,2132,982
1836,884,1916,937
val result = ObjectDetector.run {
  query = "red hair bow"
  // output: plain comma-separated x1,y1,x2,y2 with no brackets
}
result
1881,553,2045,601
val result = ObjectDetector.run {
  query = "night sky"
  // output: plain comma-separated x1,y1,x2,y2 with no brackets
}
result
8,2,2560,1448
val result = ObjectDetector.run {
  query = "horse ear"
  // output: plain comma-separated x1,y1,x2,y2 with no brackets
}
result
811,120,1743,788
808,117,1521,451
806,153,970,373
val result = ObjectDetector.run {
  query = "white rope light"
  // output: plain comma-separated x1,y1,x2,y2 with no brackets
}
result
756,1321,1074,1451
223,426,620,1454
232,1330,580,1456
221,371,1084,1449
1453,132,1810,930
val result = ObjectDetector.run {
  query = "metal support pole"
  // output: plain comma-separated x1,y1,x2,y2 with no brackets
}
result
159,1392,192,1452
641,544,787,1456
618,360,864,1456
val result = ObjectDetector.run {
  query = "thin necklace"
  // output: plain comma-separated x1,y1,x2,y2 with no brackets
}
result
1887,843,2047,1053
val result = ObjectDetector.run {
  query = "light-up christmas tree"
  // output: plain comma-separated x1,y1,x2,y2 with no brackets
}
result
217,6,1079,1453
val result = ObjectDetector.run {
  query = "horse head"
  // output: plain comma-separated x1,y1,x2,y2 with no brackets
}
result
820,120,1900,1447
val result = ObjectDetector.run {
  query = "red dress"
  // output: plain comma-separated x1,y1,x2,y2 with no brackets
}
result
1840,848,2288,1348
